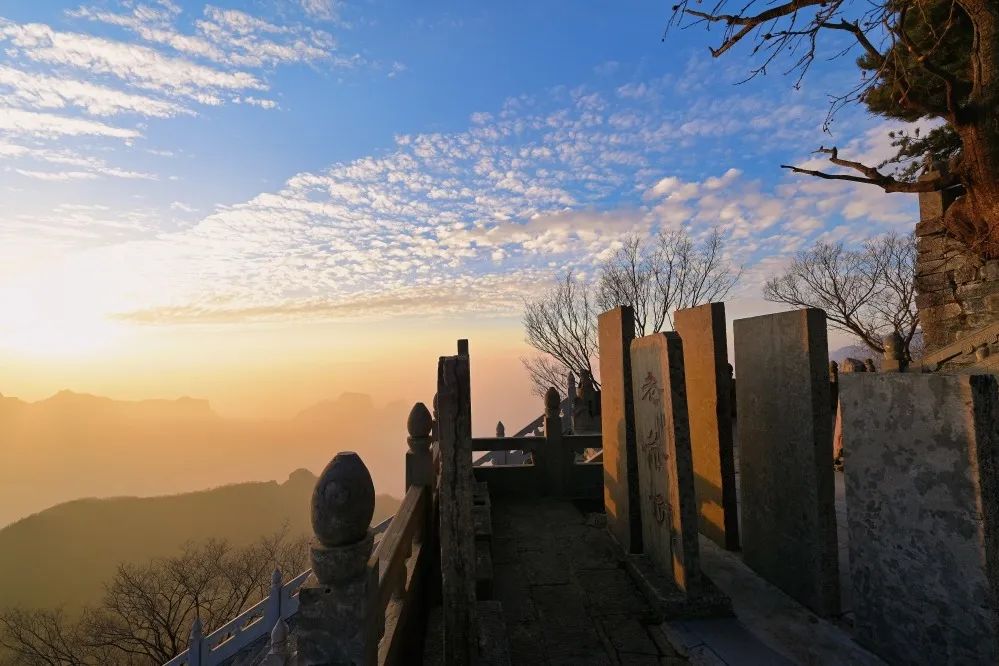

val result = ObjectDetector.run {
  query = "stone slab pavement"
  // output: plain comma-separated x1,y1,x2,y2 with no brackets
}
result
491,496,688,665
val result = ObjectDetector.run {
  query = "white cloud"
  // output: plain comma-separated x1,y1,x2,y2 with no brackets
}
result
300,0,341,21
0,51,918,326
0,19,265,102
14,168,97,181
0,107,139,138
69,3,338,69
0,64,187,117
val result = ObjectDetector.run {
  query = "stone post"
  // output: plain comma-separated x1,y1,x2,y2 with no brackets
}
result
260,619,291,666
564,372,576,432
437,354,477,665
881,332,907,372
598,306,642,553
540,387,571,495
297,452,378,665
573,370,601,434
406,402,434,488
263,568,282,630
188,617,203,666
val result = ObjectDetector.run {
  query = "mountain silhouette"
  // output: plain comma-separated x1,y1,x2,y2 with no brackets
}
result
0,470,401,614
0,390,411,528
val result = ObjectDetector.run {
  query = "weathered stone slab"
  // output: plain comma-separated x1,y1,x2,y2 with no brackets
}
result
598,306,642,553
732,308,839,616
629,332,700,594
840,372,999,664
673,302,739,551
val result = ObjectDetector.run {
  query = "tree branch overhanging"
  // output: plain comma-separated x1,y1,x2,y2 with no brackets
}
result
781,146,961,192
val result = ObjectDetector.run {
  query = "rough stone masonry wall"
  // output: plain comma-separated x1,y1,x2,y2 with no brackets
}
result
916,178,999,353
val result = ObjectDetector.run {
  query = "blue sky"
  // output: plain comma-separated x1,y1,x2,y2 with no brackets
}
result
0,0,920,413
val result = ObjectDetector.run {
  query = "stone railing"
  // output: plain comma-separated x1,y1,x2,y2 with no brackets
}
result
917,321,999,370
163,517,393,666
162,339,603,666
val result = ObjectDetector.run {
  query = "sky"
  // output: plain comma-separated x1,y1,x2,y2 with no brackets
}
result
0,0,920,428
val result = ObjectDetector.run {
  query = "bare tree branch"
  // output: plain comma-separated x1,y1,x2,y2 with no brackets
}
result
763,233,919,359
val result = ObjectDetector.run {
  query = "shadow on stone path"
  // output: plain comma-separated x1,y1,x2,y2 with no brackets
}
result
490,497,686,665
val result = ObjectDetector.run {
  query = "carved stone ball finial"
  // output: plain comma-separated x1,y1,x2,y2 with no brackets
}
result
311,452,375,548
407,402,433,452
544,386,561,417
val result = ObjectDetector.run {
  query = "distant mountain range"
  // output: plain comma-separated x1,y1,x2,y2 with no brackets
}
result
0,470,401,614
0,389,411,528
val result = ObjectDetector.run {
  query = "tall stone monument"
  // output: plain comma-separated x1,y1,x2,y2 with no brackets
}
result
733,308,839,616
629,332,700,593
841,372,999,664
598,306,642,553
673,302,739,550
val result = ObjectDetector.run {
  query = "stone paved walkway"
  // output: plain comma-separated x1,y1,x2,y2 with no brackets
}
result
490,497,686,665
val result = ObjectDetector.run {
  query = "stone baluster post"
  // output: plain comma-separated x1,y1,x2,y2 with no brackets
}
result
264,568,282,630
882,332,908,372
564,372,576,432
540,387,571,495
260,619,290,666
297,452,378,666
188,617,203,666
407,402,434,488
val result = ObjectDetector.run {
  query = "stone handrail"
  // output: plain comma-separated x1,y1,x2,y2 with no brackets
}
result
370,482,431,663
162,516,393,666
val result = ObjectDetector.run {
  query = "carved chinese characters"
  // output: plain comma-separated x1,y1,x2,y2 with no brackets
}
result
629,333,700,593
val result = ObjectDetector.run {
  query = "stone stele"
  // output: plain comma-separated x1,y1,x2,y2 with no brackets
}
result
629,332,700,594
598,305,642,553
840,372,999,664
673,301,739,551
732,308,839,616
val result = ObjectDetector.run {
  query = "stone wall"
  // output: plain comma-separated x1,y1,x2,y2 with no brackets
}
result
916,179,999,353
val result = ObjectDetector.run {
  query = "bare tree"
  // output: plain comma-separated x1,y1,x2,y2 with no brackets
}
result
0,532,308,666
522,271,598,396
0,608,101,666
763,233,919,358
596,229,741,335
522,228,740,393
